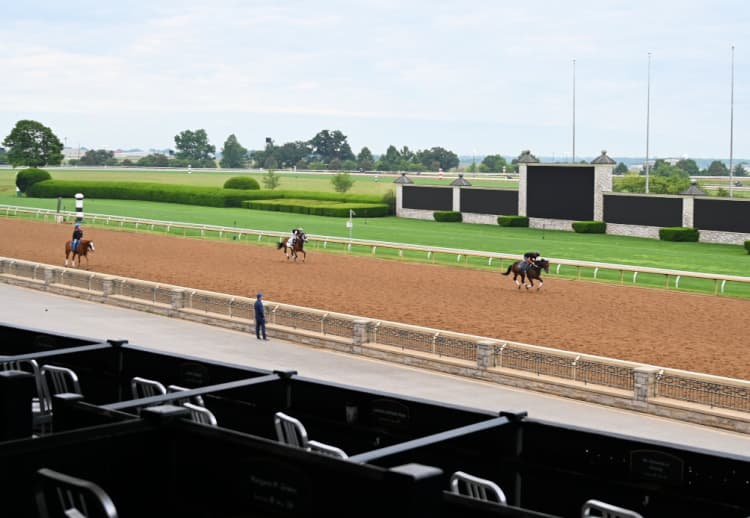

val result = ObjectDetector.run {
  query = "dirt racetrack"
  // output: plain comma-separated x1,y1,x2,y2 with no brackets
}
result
2,219,749,380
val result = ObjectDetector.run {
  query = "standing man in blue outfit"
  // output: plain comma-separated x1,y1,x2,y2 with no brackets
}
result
254,292,267,340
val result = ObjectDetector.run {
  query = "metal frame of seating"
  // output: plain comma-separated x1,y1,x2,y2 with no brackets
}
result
35,467,119,518
183,402,217,426
308,439,349,459
449,470,507,505
130,377,167,400
581,499,644,518
39,365,82,430
167,384,205,407
1,358,47,427
274,411,348,459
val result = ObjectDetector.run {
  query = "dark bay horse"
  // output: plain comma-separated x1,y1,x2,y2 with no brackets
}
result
65,239,95,268
276,232,308,262
502,258,549,290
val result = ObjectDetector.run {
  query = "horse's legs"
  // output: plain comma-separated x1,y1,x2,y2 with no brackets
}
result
64,251,69,267
513,272,522,289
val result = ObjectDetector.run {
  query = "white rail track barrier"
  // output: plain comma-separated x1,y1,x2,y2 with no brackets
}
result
1,256,749,433
2,204,749,295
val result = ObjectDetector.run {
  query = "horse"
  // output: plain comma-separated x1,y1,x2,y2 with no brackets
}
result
65,239,95,268
276,231,308,262
502,258,549,290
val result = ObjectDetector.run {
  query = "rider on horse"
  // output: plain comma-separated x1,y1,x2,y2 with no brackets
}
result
286,227,302,259
71,223,83,252
521,251,540,272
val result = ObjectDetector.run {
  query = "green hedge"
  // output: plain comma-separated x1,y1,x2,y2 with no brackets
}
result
26,180,271,207
659,227,699,242
242,199,389,217
497,215,529,227
745,240,750,254
572,221,607,234
15,168,51,193
433,211,462,222
223,176,260,190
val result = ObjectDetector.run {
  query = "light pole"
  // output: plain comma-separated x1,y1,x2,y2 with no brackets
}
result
644,52,652,194
572,58,576,163
729,45,735,198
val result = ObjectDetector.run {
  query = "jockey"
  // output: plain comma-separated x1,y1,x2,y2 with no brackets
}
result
71,223,83,252
289,228,299,248
522,251,540,271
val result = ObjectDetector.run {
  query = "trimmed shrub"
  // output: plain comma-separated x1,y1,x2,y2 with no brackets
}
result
15,168,51,193
744,240,750,254
433,211,462,222
26,180,270,208
659,227,699,242
241,199,389,218
497,215,529,227
572,221,607,234
223,176,260,190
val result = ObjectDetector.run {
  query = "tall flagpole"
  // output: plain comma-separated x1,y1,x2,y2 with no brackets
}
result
729,45,735,198
645,52,652,194
572,59,576,163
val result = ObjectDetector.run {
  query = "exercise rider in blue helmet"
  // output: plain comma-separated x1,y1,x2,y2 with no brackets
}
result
71,223,83,253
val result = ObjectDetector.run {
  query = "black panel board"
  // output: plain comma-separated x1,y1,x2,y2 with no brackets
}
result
402,186,452,211
694,198,750,233
604,195,683,227
526,166,594,220
460,188,519,215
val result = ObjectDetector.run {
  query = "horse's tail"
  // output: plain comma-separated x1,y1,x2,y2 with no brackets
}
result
501,264,513,276
276,241,285,250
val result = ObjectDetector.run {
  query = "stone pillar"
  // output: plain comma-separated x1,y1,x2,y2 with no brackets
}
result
682,196,694,228
395,184,403,216
171,289,185,310
43,267,55,288
593,163,614,221
633,366,660,402
452,186,461,212
517,164,527,216
102,278,113,299
352,319,371,353
477,340,496,370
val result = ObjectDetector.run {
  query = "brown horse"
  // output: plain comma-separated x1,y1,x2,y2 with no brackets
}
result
276,231,308,262
65,239,95,268
502,258,549,290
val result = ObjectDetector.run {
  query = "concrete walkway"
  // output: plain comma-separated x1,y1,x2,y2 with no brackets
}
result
3,283,749,456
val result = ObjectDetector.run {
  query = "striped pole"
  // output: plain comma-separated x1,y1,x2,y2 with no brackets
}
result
75,193,84,223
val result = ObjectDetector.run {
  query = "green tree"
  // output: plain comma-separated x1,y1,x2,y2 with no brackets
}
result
732,163,747,177
78,149,115,166
675,158,700,176
357,146,375,170
417,147,459,172
706,160,729,176
614,162,629,175
308,129,355,164
219,134,248,168
0,147,8,165
276,141,312,168
174,129,216,167
3,120,64,167
377,145,402,171
262,169,281,190
479,154,508,173
331,172,354,192
136,153,170,167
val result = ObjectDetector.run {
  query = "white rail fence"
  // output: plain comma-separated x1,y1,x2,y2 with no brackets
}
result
1,256,749,433
2,204,749,295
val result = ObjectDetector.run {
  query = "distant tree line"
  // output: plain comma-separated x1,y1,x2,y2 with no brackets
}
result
2,119,745,184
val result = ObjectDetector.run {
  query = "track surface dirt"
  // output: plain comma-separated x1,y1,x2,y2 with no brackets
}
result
2,219,749,380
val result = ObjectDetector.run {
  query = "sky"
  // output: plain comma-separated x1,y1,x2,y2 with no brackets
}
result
1,0,748,160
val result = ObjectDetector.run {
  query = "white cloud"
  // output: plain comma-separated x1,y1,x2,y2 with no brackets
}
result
0,0,747,157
